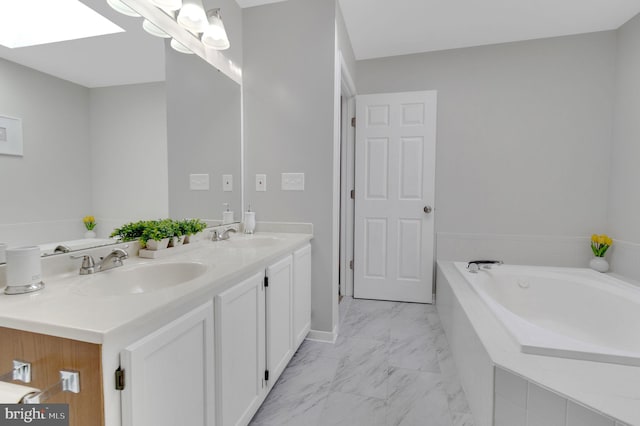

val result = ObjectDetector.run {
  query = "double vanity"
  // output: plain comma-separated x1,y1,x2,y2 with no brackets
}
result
0,230,312,426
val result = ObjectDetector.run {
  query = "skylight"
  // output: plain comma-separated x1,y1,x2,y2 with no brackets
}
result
0,0,124,49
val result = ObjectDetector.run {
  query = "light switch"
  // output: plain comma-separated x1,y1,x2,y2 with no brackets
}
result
189,174,209,190
222,174,233,192
256,174,267,191
281,173,305,190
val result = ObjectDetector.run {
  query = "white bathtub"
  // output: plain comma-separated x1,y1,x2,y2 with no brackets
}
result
454,262,640,366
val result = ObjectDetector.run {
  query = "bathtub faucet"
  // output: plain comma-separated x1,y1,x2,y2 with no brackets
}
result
467,260,503,273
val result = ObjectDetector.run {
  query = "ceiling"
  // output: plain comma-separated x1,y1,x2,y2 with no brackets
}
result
338,0,640,60
0,0,165,88
2,0,639,87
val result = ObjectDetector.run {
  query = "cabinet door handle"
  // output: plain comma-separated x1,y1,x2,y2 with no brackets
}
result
423,206,432,214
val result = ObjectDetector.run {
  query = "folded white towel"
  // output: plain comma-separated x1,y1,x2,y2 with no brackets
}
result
0,381,39,403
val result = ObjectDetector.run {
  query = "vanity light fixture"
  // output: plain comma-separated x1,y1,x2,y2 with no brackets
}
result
149,0,183,12
177,0,208,33
170,38,194,54
142,19,170,38
201,8,230,50
106,0,140,17
139,1,231,51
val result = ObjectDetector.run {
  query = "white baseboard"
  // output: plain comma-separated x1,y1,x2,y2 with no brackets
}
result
306,324,338,343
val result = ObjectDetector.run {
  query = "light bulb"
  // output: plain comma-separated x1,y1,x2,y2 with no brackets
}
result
106,0,140,17
142,19,170,38
177,0,208,33
202,9,230,50
170,38,194,54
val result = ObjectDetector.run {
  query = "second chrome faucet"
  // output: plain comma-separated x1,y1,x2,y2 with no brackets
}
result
71,247,129,275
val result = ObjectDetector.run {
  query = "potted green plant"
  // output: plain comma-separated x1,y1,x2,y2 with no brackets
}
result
140,220,173,250
180,219,208,243
110,220,147,242
164,219,184,247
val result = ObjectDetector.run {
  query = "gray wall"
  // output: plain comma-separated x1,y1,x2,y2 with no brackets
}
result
0,55,170,245
608,13,640,280
243,0,338,333
166,43,242,221
357,32,617,265
336,1,356,81
0,57,92,246
90,82,169,236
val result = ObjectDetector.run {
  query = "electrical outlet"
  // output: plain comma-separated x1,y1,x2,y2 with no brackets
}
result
256,174,267,191
223,174,233,192
281,173,305,190
189,174,209,190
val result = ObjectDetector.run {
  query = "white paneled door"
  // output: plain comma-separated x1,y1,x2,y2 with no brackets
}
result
354,91,437,303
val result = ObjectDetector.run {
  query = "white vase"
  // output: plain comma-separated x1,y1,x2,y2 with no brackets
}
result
169,236,185,247
589,257,609,273
145,238,170,251
84,230,96,239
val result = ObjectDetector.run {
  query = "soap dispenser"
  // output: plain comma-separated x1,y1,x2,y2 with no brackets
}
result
244,205,256,234
222,203,234,225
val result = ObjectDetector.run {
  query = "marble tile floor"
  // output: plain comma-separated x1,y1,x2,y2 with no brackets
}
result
250,297,475,426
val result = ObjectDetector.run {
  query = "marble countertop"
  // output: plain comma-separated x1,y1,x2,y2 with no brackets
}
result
437,261,640,426
0,232,312,344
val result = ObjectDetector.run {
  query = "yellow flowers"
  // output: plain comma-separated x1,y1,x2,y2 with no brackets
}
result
590,233,612,257
83,215,96,231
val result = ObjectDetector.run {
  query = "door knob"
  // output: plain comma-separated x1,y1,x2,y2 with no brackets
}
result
423,206,432,214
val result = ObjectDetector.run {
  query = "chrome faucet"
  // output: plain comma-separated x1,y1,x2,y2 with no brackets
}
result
71,247,128,275
467,260,503,273
99,248,129,272
211,227,237,241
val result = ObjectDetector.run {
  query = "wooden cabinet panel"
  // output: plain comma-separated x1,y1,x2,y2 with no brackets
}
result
0,327,104,426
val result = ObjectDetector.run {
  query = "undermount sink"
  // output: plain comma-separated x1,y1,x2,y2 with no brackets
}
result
222,236,281,248
73,262,208,297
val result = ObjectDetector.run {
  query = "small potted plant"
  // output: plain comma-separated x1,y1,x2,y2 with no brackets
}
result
165,219,185,247
140,220,173,250
180,219,208,243
590,234,613,272
83,215,97,239
110,220,147,242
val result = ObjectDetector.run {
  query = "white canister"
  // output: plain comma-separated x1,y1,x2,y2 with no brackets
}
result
0,243,6,264
244,211,256,234
5,246,44,295
222,210,234,225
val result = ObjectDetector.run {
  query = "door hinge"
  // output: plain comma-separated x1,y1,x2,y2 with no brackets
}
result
264,370,269,381
351,117,356,127
115,367,125,391
264,276,269,288
349,260,354,270
350,189,355,200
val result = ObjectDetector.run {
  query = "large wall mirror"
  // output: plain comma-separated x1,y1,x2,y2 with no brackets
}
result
0,0,242,263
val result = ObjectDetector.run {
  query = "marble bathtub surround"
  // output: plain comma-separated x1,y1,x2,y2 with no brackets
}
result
250,298,474,426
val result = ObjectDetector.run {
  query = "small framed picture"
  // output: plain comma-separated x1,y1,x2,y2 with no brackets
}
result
0,114,23,157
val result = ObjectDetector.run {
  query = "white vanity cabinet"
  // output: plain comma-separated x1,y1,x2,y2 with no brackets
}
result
215,271,266,426
265,254,294,387
293,244,311,348
215,248,311,426
115,241,311,426
120,301,215,426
